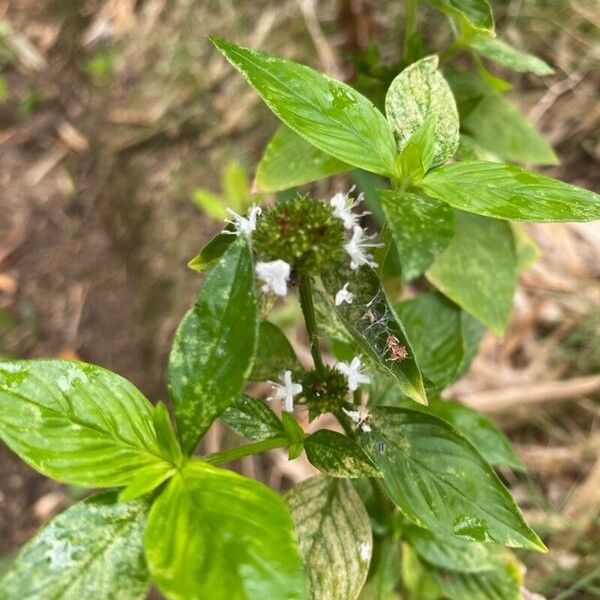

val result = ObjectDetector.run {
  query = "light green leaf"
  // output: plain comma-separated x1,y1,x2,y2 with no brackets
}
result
379,190,455,281
0,492,150,599
304,430,381,478
448,71,558,165
470,36,554,76
145,460,306,600
426,212,517,335
223,161,249,210
360,407,546,551
395,292,484,388
211,37,398,177
396,115,437,181
188,231,235,273
152,402,183,467
405,526,496,574
0,360,173,488
358,537,402,600
512,223,540,273
191,188,228,219
426,398,525,471
286,475,372,600
169,236,258,454
422,160,600,222
424,0,494,31
256,126,351,192
322,262,427,405
401,543,441,600
385,56,459,168
221,394,283,441
282,412,306,460
118,462,176,502
251,320,299,381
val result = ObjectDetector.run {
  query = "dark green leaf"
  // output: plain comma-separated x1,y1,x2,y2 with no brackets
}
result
286,475,372,600
448,71,558,165
470,36,554,76
322,262,426,405
256,126,351,192
426,212,517,335
211,37,398,177
188,231,235,274
379,190,455,281
0,360,173,488
0,492,149,599
220,394,283,441
424,0,494,32
251,320,299,381
423,160,600,222
145,460,306,600
395,292,484,388
360,407,545,551
169,236,258,454
385,56,459,168
427,399,525,471
304,430,381,478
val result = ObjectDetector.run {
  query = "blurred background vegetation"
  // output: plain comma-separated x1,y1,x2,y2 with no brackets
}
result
0,0,599,597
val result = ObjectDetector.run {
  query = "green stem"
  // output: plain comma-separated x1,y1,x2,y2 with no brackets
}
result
299,277,325,376
203,436,287,465
353,387,362,406
403,0,419,59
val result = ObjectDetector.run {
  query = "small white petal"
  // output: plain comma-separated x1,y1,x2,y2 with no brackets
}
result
255,260,291,296
344,226,382,270
224,204,262,237
267,369,302,413
336,356,371,391
335,282,354,306
329,185,362,230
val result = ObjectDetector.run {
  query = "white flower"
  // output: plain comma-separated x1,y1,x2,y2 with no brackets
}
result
358,541,371,562
267,370,302,413
344,226,382,270
342,405,372,433
335,282,354,306
329,185,368,229
336,356,371,392
224,204,262,237
255,260,291,296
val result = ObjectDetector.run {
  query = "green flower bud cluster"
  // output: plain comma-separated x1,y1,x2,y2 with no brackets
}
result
299,366,349,421
253,194,345,278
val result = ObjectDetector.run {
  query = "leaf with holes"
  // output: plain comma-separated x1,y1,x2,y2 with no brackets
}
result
285,475,372,600
211,37,398,177
169,236,258,454
145,460,306,600
0,492,150,599
426,212,517,335
304,430,381,478
360,407,545,551
385,55,459,168
322,261,426,405
256,126,351,192
0,360,174,488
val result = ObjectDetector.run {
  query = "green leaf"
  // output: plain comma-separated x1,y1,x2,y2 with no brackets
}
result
220,394,283,441
145,460,306,600
118,462,176,502
360,407,546,551
322,262,427,405
379,190,455,281
169,236,258,454
0,492,149,599
426,212,517,335
304,430,381,478
190,188,228,219
395,115,437,181
251,320,299,381
282,412,306,460
424,0,494,31
0,360,173,488
422,160,600,222
286,475,372,600
358,537,402,600
405,526,496,574
256,126,351,192
188,230,235,273
512,223,540,273
401,543,442,600
211,37,398,177
426,398,525,471
395,292,484,388
447,71,558,165
470,36,554,76
223,161,249,210
385,56,459,168
152,402,183,467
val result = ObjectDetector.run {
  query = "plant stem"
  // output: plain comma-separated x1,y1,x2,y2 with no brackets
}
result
203,436,287,465
403,0,419,59
299,277,325,376
353,387,362,406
